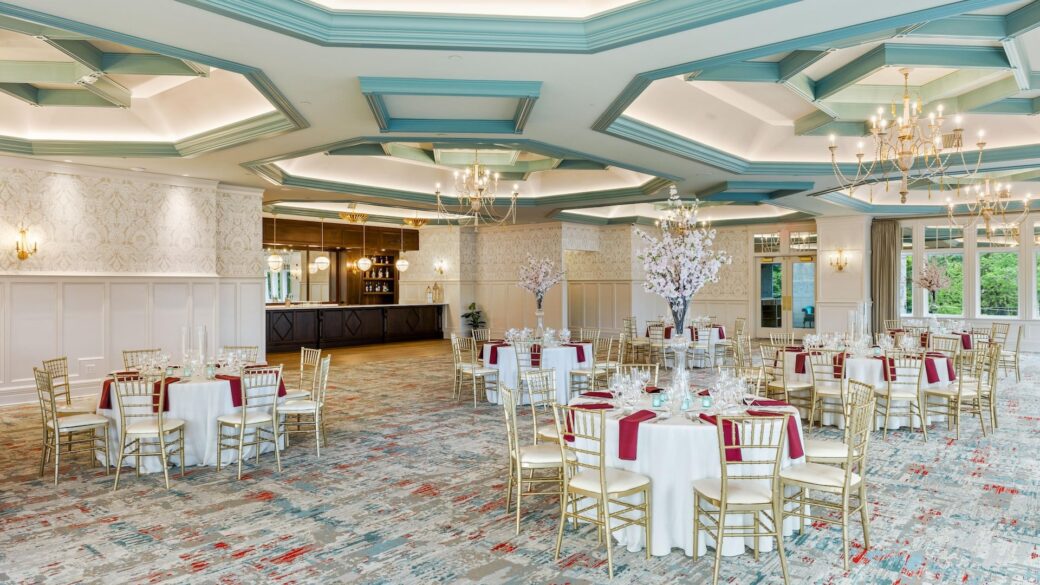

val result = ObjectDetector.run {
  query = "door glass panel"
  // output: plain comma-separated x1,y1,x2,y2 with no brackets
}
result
760,262,783,328
790,232,818,251
754,233,780,254
792,261,815,329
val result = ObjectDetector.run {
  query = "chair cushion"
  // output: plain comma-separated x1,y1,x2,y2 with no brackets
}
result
125,417,185,435
518,444,567,468
279,399,319,413
875,386,919,399
216,412,273,426
570,369,594,377
282,390,310,401
814,383,843,397
537,423,559,441
460,364,497,376
924,385,978,398
785,381,813,391
780,462,860,489
693,478,774,505
50,413,109,431
803,438,849,460
570,468,650,494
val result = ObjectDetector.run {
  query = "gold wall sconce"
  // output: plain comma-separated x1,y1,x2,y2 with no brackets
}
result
15,226,37,261
433,259,448,275
830,249,848,272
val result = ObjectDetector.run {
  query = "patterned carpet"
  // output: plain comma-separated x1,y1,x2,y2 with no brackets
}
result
0,341,1038,584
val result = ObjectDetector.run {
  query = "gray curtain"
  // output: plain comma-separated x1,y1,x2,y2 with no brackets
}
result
871,220,900,332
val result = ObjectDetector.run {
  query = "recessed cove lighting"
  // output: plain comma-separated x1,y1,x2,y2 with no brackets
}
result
130,167,146,172
62,159,72,163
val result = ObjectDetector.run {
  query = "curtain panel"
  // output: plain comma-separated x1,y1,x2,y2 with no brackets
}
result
871,219,900,332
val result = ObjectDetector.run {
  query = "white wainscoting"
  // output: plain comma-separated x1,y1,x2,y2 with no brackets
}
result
475,280,565,336
567,281,632,335
0,275,264,406
690,298,751,332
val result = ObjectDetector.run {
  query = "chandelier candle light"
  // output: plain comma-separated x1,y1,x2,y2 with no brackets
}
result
435,150,518,229
517,255,564,336
828,69,986,204
946,179,1031,243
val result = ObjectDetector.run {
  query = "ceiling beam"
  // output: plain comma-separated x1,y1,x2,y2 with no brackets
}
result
36,88,121,107
0,82,38,105
777,50,830,82
688,61,778,82
898,15,1007,40
77,74,131,108
45,39,103,71
0,61,91,84
1005,0,1040,37
0,14,92,39
100,53,209,76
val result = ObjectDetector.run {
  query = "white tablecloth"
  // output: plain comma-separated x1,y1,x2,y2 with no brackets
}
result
96,377,281,473
572,397,805,558
483,343,591,405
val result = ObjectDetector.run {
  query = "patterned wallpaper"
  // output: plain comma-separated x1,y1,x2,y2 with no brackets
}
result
0,162,262,276
561,223,600,252
564,225,634,280
694,227,749,300
475,223,563,281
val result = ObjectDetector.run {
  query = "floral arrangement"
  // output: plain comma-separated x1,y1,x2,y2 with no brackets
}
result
637,225,731,334
915,263,950,292
517,255,565,310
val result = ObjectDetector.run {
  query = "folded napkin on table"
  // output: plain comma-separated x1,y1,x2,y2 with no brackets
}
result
581,391,614,399
618,410,657,460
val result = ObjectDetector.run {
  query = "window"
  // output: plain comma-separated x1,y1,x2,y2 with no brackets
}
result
924,225,963,316
977,227,1018,317
754,232,780,254
789,231,818,251
900,227,913,315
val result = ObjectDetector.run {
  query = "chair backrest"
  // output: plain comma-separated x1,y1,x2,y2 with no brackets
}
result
884,319,901,331
989,322,1010,345
769,332,793,346
884,350,923,394
715,414,788,496
1009,325,1024,352
456,336,476,361
735,335,753,367
808,349,846,393
472,328,492,343
733,317,747,337
240,365,283,419
594,337,614,364
41,357,72,406
123,349,161,369
553,403,607,487
843,380,875,478
928,335,961,359
313,355,331,405
34,368,60,431
760,344,785,385
693,326,712,346
579,328,601,344
647,325,666,347
623,317,638,339
615,363,659,386
970,327,990,346
297,347,322,397
223,345,259,363
113,372,171,434
523,368,557,443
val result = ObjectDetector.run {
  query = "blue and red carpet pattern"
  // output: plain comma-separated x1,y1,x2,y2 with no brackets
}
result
0,342,1037,583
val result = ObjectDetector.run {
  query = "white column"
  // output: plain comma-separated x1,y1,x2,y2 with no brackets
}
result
815,216,872,334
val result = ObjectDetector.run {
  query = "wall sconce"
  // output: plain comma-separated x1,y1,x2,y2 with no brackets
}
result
433,259,448,275
830,249,848,272
15,225,37,261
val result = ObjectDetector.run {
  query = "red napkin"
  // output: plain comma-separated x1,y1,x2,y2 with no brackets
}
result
716,326,726,340
751,399,789,407
699,414,742,462
923,352,956,383
618,410,657,460
98,376,178,412
873,355,896,381
564,402,613,441
581,391,614,398
920,332,931,347
747,410,805,460
488,343,510,365
697,388,711,396
959,333,973,350
644,386,662,394
832,352,846,380
217,374,288,407
793,350,823,374
531,344,542,367
563,343,586,362
664,326,673,339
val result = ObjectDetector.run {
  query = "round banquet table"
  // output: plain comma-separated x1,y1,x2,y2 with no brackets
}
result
96,377,282,473
571,396,806,558
483,343,592,405
782,351,951,429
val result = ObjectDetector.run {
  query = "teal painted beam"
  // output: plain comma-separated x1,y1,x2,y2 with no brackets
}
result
901,14,1006,39
777,50,829,82
969,97,1037,114
0,13,92,39
1005,0,1040,37
46,39,103,71
813,44,887,100
954,75,1020,112
36,88,119,107
176,111,297,156
359,77,541,98
555,159,608,171
0,82,38,105
79,75,131,108
689,61,778,82
384,119,518,134
101,53,209,76
327,143,388,156
0,61,90,84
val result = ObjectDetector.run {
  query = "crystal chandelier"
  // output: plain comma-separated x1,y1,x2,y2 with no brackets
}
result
654,185,710,235
435,150,518,229
947,179,1031,243
338,203,369,224
829,69,986,204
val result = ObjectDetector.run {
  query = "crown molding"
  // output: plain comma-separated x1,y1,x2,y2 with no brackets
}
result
0,154,220,188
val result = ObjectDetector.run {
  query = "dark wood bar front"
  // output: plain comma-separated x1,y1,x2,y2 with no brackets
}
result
266,304,444,352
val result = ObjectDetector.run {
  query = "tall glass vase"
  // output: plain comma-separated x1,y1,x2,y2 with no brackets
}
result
534,309,545,338
671,301,688,341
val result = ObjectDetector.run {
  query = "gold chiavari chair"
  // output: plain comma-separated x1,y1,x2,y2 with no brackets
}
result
615,363,660,386
804,380,874,465
647,324,667,366
41,357,94,415
761,345,813,412
922,345,990,440
283,347,321,402
735,334,754,368
458,340,498,407
989,322,1010,346
693,413,791,585
216,365,283,480
781,382,874,570
112,373,185,490
524,368,560,444
884,319,901,331
552,403,652,578
999,326,1022,382
512,339,539,392
279,355,331,456
769,332,794,346
35,368,110,486
978,342,1002,429
472,327,492,344
807,349,847,429
222,345,260,363
928,334,962,365
501,386,566,535
577,327,601,345
623,317,649,363
122,348,161,369
970,326,991,345
568,338,607,396
689,326,713,368
874,350,926,440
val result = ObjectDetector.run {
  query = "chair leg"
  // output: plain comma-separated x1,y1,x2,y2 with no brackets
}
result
236,425,246,480
314,412,321,457
859,480,871,550
773,501,790,585
644,487,652,560
272,420,282,473
53,434,61,486
514,468,523,535
692,493,700,561
554,489,568,561
158,435,171,490
603,495,614,579
113,436,127,490
712,504,727,585
841,494,850,571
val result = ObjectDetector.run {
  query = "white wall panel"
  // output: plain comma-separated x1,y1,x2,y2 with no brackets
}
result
238,281,266,358
191,282,218,356
8,282,58,383
62,283,105,381
218,283,237,350
109,283,150,367
152,283,190,358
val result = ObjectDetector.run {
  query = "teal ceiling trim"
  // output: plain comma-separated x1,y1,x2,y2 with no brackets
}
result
1005,0,1040,37
609,116,748,174
175,0,797,53
176,111,297,157
0,82,37,105
327,143,390,156
0,2,307,152
81,75,131,108
901,14,1007,39
699,180,816,201
0,61,90,84
777,50,830,82
817,192,947,215
970,97,1039,114
555,159,609,171
688,62,778,82
358,77,542,134
37,88,121,108
550,210,813,227
100,53,209,77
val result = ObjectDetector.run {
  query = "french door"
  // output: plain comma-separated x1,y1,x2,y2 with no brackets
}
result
757,256,816,339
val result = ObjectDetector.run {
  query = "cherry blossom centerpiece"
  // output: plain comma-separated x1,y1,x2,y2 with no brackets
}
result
915,263,950,303
517,255,565,335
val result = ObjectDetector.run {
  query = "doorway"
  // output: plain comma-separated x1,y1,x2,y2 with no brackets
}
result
757,256,816,339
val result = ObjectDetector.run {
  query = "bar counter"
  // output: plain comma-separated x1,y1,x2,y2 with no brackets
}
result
266,303,445,352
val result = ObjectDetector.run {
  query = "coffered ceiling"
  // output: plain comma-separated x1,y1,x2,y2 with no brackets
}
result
4,0,1040,226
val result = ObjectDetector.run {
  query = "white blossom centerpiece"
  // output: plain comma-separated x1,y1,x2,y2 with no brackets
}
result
518,255,564,336
915,263,950,302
